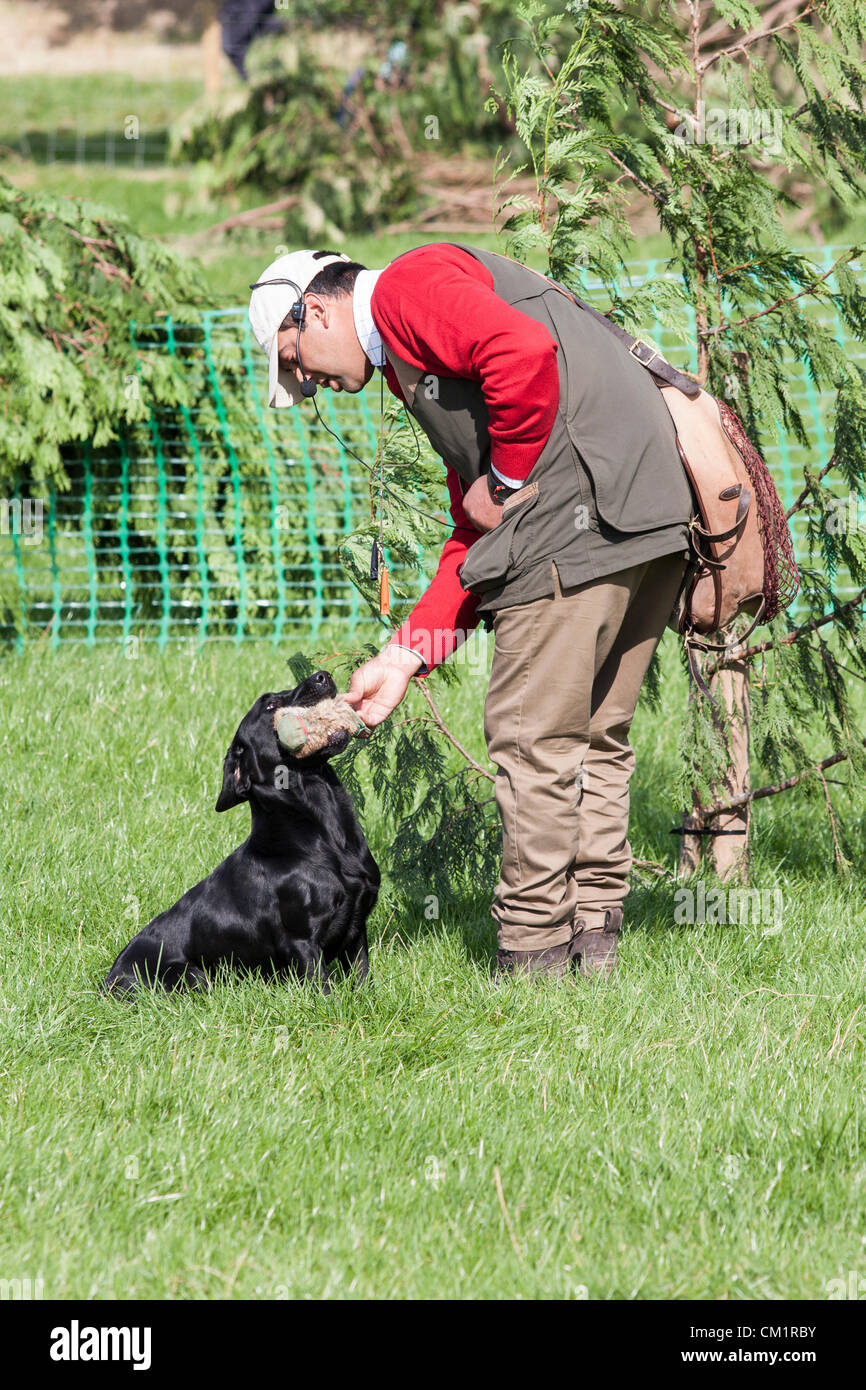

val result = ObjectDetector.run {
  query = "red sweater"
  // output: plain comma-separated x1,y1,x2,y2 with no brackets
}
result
369,243,560,674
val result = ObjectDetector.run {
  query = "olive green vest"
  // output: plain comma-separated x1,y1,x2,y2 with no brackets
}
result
380,243,693,612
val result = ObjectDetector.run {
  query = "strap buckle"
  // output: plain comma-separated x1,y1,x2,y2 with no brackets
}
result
629,339,660,367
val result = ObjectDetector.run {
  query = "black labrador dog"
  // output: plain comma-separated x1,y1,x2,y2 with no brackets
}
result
103,670,379,996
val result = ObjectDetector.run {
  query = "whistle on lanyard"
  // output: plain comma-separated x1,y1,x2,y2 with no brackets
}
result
369,540,390,615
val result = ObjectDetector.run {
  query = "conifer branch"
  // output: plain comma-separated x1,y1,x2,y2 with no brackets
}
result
698,251,858,338
697,0,806,54
704,589,866,678
697,2,816,73
414,679,496,784
599,145,659,201
693,743,859,823
816,765,848,872
437,794,499,838
785,455,838,519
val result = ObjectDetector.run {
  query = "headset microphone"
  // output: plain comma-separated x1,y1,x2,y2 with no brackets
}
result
300,377,317,398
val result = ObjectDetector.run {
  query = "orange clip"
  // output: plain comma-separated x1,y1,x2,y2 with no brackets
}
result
379,563,390,616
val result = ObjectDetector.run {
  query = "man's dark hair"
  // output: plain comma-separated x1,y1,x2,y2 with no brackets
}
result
280,251,367,331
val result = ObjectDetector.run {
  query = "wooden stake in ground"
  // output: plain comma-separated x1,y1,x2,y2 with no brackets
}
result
707,641,750,883
201,1,223,98
678,636,750,883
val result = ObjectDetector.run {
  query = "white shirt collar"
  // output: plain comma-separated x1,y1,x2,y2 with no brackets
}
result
352,268,384,367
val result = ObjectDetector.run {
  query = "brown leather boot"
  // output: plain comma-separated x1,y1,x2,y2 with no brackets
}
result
569,907,623,979
491,941,572,980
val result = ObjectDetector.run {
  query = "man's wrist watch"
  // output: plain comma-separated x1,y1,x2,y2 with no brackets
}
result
487,471,520,505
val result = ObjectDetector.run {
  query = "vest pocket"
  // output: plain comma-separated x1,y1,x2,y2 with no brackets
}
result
458,483,540,594
502,480,538,514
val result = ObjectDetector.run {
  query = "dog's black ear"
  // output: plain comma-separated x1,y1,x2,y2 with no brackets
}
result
215,745,252,813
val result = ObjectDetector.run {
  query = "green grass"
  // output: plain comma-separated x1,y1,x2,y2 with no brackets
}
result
0,67,512,301
1,57,865,1298
0,73,201,140
1,638,863,1299
2,66,866,305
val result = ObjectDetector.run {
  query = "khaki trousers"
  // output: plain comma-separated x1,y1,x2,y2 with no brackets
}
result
483,552,687,952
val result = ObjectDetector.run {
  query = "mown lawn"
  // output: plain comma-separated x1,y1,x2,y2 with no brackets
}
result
0,637,863,1299
0,67,517,303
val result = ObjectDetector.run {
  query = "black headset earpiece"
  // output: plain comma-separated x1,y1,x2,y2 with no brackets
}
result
249,276,306,326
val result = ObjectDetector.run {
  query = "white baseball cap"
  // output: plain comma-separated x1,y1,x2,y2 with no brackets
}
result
248,249,352,408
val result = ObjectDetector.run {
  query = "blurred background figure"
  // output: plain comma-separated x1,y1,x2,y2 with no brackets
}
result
220,0,286,80
336,41,410,129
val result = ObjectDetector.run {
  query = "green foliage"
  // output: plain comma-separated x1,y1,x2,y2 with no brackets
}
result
0,175,209,493
0,172,279,646
170,5,525,237
489,0,685,289
309,642,502,902
0,176,308,638
172,42,418,239
338,400,451,623
0,178,387,642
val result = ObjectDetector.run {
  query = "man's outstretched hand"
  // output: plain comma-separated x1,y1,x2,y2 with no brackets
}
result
344,644,424,728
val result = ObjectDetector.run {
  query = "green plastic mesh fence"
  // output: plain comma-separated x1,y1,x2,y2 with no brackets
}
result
1,249,861,649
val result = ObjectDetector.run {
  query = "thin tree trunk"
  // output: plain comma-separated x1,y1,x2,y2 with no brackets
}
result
678,0,752,881
202,2,223,98
679,679,704,876
708,649,750,882
678,637,751,880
